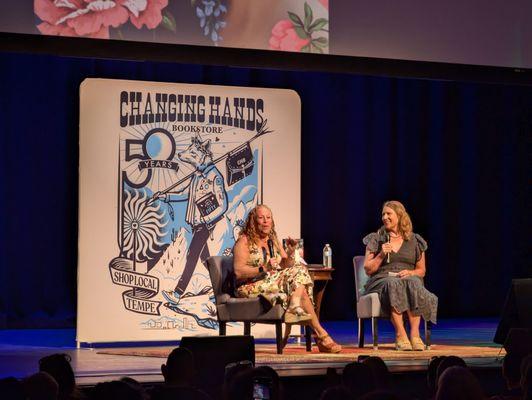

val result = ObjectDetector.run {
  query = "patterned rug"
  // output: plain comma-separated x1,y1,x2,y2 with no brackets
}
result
97,343,504,365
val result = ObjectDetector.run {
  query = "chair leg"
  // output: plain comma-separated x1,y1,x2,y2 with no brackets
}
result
275,322,283,354
371,317,378,350
305,325,312,352
244,322,251,336
425,320,432,350
219,321,226,336
358,318,365,348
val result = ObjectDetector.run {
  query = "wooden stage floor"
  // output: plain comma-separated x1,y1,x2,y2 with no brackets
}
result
0,318,504,386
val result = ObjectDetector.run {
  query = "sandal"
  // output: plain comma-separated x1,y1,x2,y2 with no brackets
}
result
395,337,413,351
410,336,425,351
315,334,342,353
284,306,311,324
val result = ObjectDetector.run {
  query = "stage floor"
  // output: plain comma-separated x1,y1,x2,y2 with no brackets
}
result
0,318,503,386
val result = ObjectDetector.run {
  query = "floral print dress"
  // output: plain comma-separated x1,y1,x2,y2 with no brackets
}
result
235,241,314,308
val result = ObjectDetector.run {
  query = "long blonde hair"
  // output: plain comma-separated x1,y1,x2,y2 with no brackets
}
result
382,200,413,240
240,204,280,246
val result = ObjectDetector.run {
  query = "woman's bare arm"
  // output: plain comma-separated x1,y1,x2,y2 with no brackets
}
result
363,247,385,275
233,236,263,280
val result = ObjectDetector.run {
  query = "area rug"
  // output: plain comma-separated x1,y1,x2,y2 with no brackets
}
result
97,343,504,365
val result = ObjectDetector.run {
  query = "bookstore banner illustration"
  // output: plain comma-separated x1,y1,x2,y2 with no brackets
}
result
77,79,301,343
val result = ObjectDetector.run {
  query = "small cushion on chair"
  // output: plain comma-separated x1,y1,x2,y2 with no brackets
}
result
357,293,382,318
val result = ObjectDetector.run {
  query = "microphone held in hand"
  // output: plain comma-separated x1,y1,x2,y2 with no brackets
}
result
385,233,391,263
267,239,275,258
262,246,268,263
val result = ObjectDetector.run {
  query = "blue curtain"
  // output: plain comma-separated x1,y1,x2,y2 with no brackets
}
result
0,52,529,327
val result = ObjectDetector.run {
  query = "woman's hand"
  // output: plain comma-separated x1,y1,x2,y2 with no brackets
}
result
381,242,393,256
398,269,413,278
284,237,298,258
267,258,280,271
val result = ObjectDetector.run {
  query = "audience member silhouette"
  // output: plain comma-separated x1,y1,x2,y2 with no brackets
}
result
362,356,392,391
320,385,355,400
224,366,283,400
150,347,211,400
435,366,484,400
341,362,376,398
491,352,526,400
11,349,530,400
254,366,283,400
24,371,59,400
222,360,254,400
427,356,446,397
520,354,532,400
0,376,25,400
89,380,144,400
434,355,466,391
119,377,150,400
39,353,84,400
359,391,401,400
324,367,342,388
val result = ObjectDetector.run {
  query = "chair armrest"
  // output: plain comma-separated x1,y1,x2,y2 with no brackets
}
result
216,294,231,304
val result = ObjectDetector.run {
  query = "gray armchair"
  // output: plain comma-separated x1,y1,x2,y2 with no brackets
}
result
353,255,431,350
205,255,311,354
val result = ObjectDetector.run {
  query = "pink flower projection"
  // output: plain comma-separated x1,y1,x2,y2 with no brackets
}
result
129,0,168,29
269,20,310,52
34,0,168,38
269,2,328,53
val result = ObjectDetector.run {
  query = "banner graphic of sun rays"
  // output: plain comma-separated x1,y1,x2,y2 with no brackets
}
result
122,190,168,263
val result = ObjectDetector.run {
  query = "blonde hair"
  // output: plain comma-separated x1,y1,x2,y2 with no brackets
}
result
240,204,280,246
382,200,413,240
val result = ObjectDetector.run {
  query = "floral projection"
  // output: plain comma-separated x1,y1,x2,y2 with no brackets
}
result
269,2,328,53
33,0,328,52
34,0,169,38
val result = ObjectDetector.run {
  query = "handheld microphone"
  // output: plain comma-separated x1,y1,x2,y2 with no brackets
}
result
385,233,391,263
267,239,275,257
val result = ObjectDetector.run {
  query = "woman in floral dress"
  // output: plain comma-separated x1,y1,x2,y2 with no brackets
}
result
233,204,341,353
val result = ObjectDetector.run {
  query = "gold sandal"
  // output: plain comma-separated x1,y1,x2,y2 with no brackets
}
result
284,306,311,324
315,334,342,353
395,337,413,351
410,336,425,351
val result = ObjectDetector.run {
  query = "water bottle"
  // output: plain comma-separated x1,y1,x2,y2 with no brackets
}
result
323,244,332,268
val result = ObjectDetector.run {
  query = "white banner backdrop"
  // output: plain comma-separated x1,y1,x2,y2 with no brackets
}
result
77,79,301,344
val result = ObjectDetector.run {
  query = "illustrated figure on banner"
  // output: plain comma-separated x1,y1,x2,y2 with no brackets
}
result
152,136,228,305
